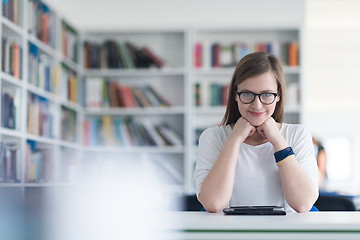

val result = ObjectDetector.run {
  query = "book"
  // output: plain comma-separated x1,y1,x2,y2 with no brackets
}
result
156,124,183,146
194,83,201,106
194,42,202,68
86,77,103,107
288,41,299,66
141,47,165,68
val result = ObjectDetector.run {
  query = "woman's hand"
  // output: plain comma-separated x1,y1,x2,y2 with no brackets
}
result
231,117,256,142
256,117,288,151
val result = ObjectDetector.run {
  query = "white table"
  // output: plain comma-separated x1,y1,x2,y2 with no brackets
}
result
162,211,360,240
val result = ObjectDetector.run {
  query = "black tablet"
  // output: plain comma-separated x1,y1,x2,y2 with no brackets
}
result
223,205,286,215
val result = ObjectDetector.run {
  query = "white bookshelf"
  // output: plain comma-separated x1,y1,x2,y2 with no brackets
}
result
186,27,303,193
0,0,82,192
81,29,188,193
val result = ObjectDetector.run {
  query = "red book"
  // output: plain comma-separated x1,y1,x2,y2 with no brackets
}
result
212,44,221,68
288,41,298,66
41,14,48,44
194,43,202,68
141,47,165,68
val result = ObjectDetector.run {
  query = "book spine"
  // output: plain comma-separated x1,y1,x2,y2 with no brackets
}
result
194,42,202,68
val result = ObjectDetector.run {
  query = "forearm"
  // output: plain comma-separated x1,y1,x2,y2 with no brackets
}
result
199,136,242,212
278,157,319,213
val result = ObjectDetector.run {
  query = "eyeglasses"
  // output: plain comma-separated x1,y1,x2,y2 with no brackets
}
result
237,91,278,105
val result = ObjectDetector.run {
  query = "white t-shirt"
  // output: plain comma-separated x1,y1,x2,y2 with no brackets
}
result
193,123,319,212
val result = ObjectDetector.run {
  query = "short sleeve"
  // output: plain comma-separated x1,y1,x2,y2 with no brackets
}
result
193,127,224,197
289,125,319,195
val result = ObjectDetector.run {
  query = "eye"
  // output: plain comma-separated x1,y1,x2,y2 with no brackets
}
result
241,92,254,98
261,93,273,98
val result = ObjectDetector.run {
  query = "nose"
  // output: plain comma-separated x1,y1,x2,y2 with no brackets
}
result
251,95,263,108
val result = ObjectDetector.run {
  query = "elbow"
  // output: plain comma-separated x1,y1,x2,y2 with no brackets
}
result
198,194,226,213
293,193,319,213
202,203,225,213
294,203,313,213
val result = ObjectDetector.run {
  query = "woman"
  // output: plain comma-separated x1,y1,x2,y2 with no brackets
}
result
193,52,319,213
312,137,327,188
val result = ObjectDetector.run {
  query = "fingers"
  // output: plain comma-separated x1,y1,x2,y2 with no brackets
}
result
256,126,267,139
248,125,256,137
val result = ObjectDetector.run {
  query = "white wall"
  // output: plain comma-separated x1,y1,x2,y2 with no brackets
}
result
304,0,360,192
47,0,304,29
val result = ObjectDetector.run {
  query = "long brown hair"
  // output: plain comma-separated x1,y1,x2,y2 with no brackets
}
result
221,52,286,125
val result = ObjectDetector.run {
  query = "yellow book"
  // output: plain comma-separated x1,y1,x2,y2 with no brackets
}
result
53,65,60,94
101,116,117,145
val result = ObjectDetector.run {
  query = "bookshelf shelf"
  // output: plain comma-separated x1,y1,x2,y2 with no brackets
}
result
61,58,79,71
28,35,57,56
0,127,22,138
26,133,58,144
0,183,24,187
83,146,185,154
58,140,82,150
1,73,22,86
23,183,56,187
1,17,24,35
284,66,301,74
83,68,186,77
195,66,300,76
84,106,185,116
59,100,82,112
193,106,226,115
27,84,57,100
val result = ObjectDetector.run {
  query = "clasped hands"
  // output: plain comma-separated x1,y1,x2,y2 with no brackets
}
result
232,117,282,145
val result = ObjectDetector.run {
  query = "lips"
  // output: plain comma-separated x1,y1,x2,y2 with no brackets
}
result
249,111,264,117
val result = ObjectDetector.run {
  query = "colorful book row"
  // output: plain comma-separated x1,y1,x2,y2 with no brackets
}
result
83,116,183,146
1,37,22,79
84,40,164,69
1,85,20,129
194,41,299,68
0,142,21,183
28,42,59,93
61,21,78,62
195,82,229,107
28,0,56,48
27,93,55,138
86,78,171,108
25,140,52,183
2,0,21,25
61,64,78,103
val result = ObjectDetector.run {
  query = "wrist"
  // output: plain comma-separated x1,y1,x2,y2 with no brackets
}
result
274,146,295,166
271,136,288,152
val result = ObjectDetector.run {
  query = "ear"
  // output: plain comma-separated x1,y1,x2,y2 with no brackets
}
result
276,92,281,102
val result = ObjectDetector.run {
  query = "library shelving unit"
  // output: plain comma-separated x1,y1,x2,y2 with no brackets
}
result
188,27,303,192
0,0,83,200
81,29,189,193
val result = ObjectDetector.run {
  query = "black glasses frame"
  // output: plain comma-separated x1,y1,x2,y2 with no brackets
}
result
236,91,278,105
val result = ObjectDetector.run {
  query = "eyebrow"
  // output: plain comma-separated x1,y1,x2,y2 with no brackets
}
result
237,89,277,93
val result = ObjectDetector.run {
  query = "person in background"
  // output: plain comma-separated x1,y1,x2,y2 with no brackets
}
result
312,137,327,188
193,52,319,213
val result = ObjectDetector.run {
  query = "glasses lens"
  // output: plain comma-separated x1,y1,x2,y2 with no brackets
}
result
260,93,275,104
239,92,255,104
